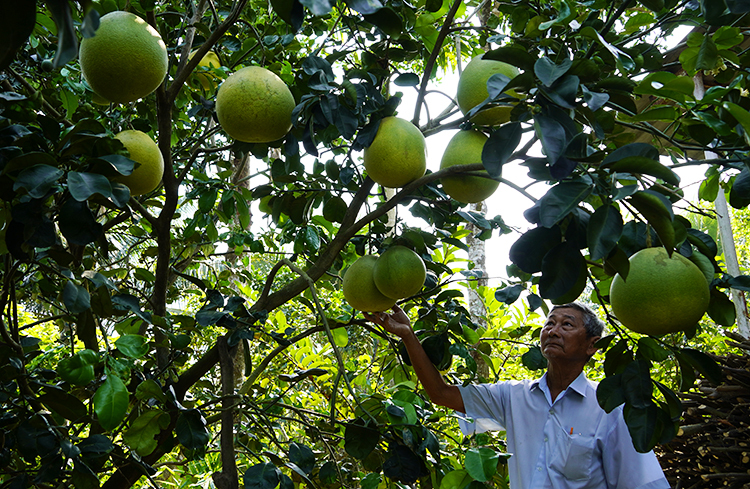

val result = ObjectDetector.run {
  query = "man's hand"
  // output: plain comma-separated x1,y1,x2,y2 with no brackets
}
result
363,305,413,339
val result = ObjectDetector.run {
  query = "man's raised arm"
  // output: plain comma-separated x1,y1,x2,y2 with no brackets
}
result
365,305,465,413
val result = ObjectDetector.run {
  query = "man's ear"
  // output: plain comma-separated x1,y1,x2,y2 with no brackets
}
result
586,336,601,357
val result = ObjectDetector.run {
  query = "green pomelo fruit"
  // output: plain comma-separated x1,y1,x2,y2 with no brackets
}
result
114,130,164,196
440,129,499,203
372,246,426,300
342,255,397,312
363,116,427,188
190,50,221,91
80,11,168,104
216,66,296,143
456,54,521,126
609,247,710,336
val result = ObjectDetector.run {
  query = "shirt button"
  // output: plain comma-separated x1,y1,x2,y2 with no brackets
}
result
537,467,542,471
549,409,554,414
544,437,548,442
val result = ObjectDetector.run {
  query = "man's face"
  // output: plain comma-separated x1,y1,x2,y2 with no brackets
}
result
540,307,599,363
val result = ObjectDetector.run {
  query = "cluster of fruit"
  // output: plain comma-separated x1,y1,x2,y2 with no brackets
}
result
342,246,427,313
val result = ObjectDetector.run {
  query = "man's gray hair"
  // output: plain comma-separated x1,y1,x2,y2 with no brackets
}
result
551,302,605,338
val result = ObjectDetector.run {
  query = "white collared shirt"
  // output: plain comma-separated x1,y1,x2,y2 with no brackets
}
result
457,372,670,489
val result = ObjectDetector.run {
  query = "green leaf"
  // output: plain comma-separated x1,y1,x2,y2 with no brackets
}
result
38,390,88,422
244,462,281,489
67,172,113,201
637,337,670,362
94,374,129,431
621,106,678,123
383,445,424,483
621,360,653,409
581,85,609,112
64,280,91,314
597,374,626,412
712,25,743,48
707,289,736,327
344,421,379,460
653,380,682,419
533,112,567,166
539,242,585,300
698,171,720,202
541,75,579,109
587,204,623,260
723,101,750,137
394,73,419,87
96,154,136,175
362,7,403,37
440,470,473,489
638,0,664,11
483,46,536,72
115,334,149,358
623,402,659,453
509,226,562,274
332,326,348,347
604,339,633,376
539,181,592,228
135,379,167,403
464,447,500,482
678,348,722,385
494,284,523,304
534,57,572,86
323,196,347,223
521,346,547,371
46,0,79,67
345,0,383,15
695,34,719,72
13,164,64,198
634,72,694,104
610,154,681,187
176,409,209,450
361,473,382,489
289,442,316,474
59,198,104,246
626,191,675,252
673,349,697,391
483,122,521,178
462,324,480,344
729,168,750,209
123,410,170,456
57,349,98,385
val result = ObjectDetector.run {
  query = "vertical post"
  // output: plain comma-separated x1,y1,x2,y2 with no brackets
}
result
714,190,750,338
694,73,750,339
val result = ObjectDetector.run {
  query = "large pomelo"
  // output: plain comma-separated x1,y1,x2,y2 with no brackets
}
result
457,54,521,126
372,246,426,300
343,255,396,312
80,11,168,104
363,116,427,188
439,130,499,203
216,66,296,143
114,130,164,196
609,247,710,336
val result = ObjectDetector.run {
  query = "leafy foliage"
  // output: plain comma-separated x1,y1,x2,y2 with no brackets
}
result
2,0,750,488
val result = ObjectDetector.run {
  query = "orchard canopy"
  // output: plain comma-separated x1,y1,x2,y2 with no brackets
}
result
2,0,750,488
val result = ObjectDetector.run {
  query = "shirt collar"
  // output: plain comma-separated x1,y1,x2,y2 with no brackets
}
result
530,371,589,398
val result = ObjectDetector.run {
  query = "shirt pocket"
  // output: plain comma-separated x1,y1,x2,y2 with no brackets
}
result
552,432,596,482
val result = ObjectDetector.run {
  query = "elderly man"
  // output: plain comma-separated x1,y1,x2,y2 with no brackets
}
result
365,302,670,489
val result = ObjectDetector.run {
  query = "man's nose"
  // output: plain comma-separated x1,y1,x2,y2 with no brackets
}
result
546,324,561,336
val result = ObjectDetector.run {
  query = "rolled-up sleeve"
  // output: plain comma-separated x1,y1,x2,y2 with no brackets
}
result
456,383,508,436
